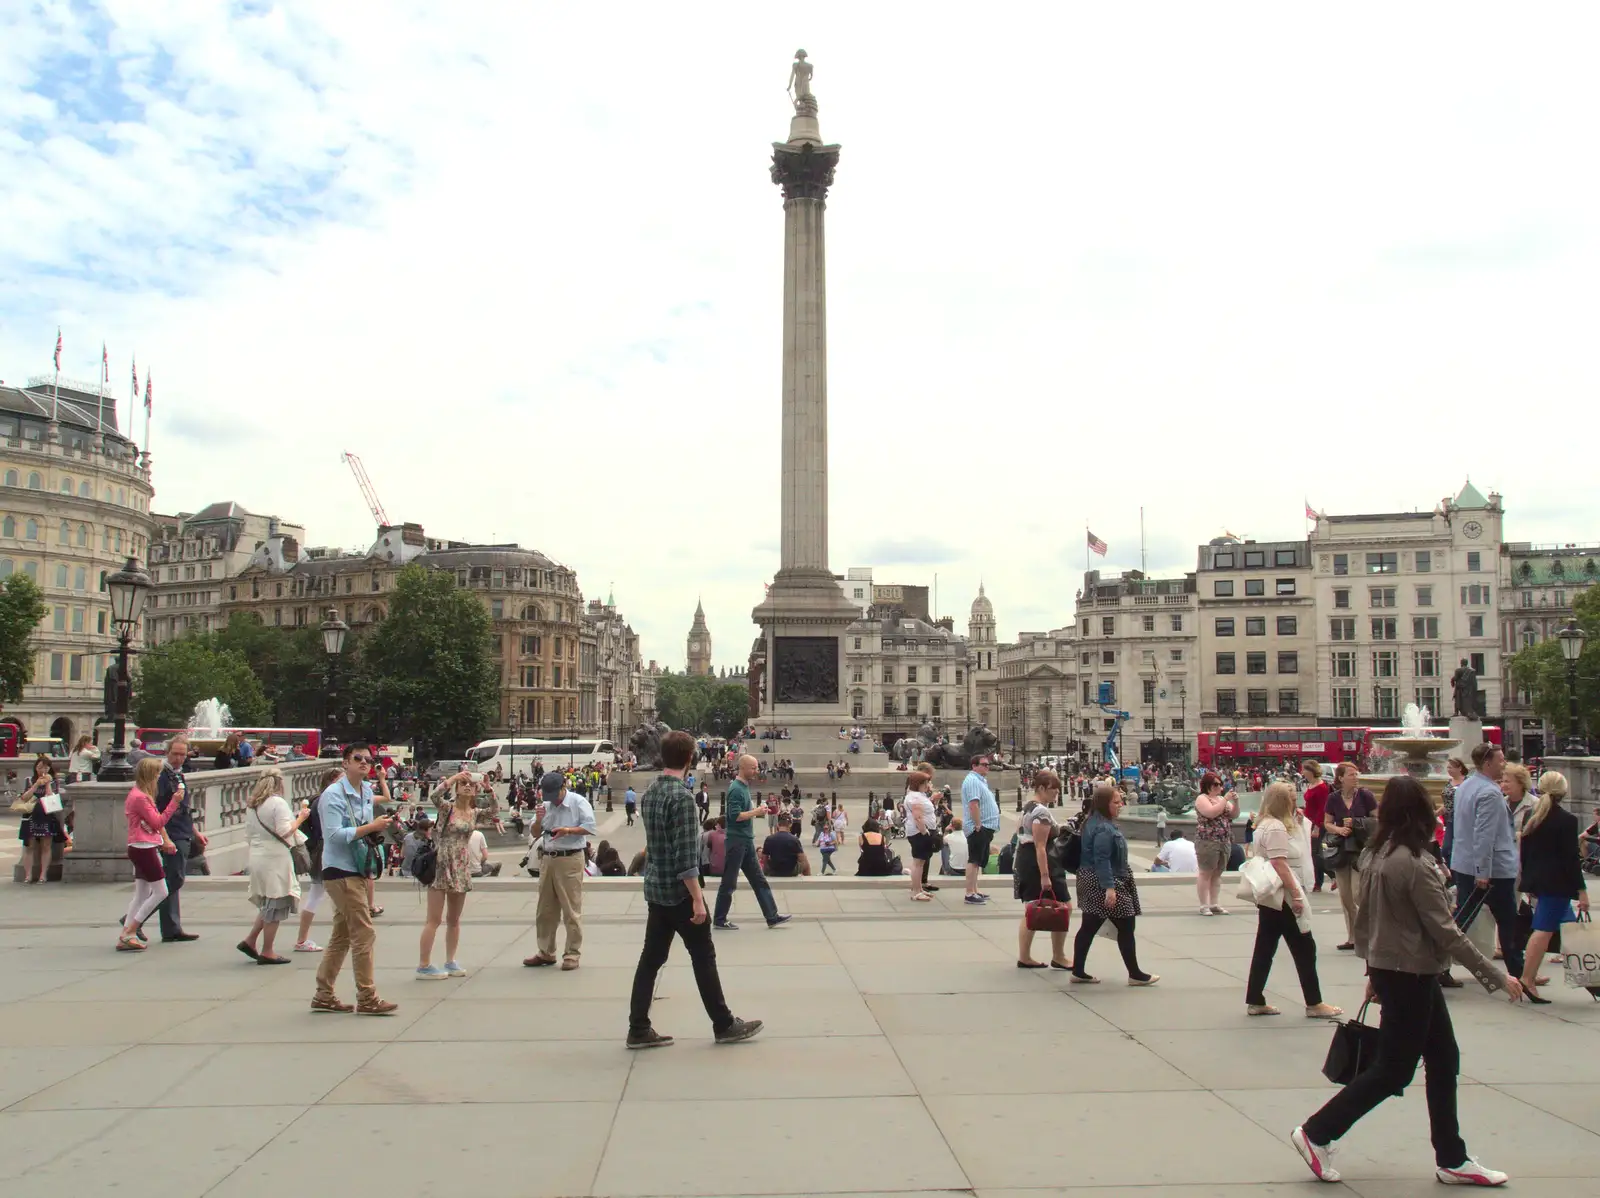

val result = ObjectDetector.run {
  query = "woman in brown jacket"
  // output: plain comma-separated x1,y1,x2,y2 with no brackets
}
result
1292,776,1523,1188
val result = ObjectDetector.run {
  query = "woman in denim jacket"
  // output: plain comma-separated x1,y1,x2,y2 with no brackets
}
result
1069,783,1158,986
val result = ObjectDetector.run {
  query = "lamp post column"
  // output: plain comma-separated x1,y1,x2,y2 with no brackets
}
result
320,610,349,757
97,558,153,784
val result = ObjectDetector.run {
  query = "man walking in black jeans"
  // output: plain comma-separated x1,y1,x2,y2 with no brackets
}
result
627,730,761,1050
154,736,204,942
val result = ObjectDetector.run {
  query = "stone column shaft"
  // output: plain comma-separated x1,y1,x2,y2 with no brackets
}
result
780,195,828,575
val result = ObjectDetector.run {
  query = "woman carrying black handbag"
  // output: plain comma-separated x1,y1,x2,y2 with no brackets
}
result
1292,776,1522,1187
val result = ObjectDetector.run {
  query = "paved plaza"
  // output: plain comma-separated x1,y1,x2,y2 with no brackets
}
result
1,874,1597,1198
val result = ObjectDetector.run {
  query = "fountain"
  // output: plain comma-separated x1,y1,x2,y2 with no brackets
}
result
1360,703,1459,808
185,697,235,755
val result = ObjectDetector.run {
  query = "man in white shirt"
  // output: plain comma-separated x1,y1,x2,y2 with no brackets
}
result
467,828,500,877
1153,830,1198,873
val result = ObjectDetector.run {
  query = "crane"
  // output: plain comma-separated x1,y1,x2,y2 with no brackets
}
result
342,452,390,528
1096,680,1136,780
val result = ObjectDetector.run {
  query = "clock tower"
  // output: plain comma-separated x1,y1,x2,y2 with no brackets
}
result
686,600,713,676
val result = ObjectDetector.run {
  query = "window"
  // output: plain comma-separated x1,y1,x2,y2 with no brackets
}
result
1095,616,1113,637
1414,649,1440,678
1247,689,1268,715
1415,686,1441,713
1333,554,1349,576
54,564,67,588
76,524,86,546
1246,652,1267,674
491,600,504,620
1332,650,1356,678
1334,588,1350,609
73,566,85,591
1271,548,1296,567
26,472,41,490
1276,616,1297,635
955,669,962,684
1245,579,1264,596
1142,614,1154,632
1214,618,1235,636
53,606,65,631
1416,585,1433,607
1142,718,1155,731
1366,552,1397,574
1470,651,1486,675
882,695,895,717
1369,587,1396,608
1373,650,1399,678
1333,687,1357,718
1277,651,1298,673
931,696,942,717
1460,584,1491,605
1416,550,1432,573
50,653,64,681
71,607,83,633
906,666,918,684
931,666,941,683
1170,648,1183,662
1171,718,1185,731
1101,649,1115,664
25,519,37,540
852,637,861,649
1213,580,1235,597
1555,590,1567,607
1279,689,1300,713
1412,616,1439,639
1371,617,1397,640
852,588,863,599
1468,615,1484,637
1143,679,1156,704
1,470,11,486
553,665,562,687
1245,617,1266,636
1243,550,1265,568
851,667,863,684
1216,652,1236,674
1275,578,1296,595
1217,689,1237,715
882,667,893,684
1467,551,1481,572
1374,686,1398,719
1330,617,1355,640
1082,680,1093,704
1214,552,1235,568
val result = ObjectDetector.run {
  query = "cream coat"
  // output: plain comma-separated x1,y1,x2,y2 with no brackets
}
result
246,794,304,903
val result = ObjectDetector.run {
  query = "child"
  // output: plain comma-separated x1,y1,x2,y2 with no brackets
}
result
817,826,838,875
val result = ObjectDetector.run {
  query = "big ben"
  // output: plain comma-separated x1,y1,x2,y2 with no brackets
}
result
686,600,713,676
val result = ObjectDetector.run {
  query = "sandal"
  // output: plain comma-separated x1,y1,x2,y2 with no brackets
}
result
910,892,932,901
1305,1003,1343,1019
370,906,385,917
115,936,146,952
1247,1004,1281,1016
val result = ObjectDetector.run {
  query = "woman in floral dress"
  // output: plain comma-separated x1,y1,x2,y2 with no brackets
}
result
416,771,479,979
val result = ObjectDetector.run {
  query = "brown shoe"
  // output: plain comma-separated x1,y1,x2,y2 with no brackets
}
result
310,995,354,1014
560,958,579,971
523,954,558,967
355,998,399,1016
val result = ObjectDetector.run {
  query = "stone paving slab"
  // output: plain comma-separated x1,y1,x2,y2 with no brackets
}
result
1,878,1597,1196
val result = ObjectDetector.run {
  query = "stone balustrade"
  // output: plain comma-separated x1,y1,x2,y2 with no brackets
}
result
57,758,333,882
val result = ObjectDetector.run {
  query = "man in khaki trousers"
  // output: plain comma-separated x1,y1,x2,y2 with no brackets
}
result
524,771,597,971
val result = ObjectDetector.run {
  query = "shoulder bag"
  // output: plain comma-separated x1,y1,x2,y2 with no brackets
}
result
412,817,443,887
1236,852,1284,908
255,804,312,876
1025,889,1071,932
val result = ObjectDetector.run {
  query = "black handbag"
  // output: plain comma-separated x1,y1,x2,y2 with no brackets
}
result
1322,999,1382,1086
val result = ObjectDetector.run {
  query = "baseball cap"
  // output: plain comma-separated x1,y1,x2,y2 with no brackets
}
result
539,772,566,797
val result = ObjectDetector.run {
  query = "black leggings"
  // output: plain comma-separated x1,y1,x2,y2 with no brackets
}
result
1072,912,1148,981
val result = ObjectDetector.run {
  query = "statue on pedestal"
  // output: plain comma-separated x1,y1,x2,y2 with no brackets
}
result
1451,659,1481,720
787,49,813,103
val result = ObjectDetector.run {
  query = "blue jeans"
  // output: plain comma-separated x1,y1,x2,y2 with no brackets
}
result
713,837,778,925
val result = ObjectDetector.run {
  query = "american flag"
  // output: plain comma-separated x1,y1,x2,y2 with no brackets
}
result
1087,529,1107,556
53,329,61,371
1305,500,1318,522
144,373,152,415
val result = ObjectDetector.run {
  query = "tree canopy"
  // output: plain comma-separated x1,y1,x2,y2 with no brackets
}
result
1507,585,1600,746
0,573,48,707
133,636,271,728
352,564,499,756
213,618,343,728
655,672,749,736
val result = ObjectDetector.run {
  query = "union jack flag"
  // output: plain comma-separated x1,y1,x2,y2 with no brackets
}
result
1305,500,1318,522
145,373,152,415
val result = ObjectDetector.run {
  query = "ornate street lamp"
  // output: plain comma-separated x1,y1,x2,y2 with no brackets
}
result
1557,619,1587,754
98,557,154,783
1179,683,1188,767
320,609,348,756
508,709,519,784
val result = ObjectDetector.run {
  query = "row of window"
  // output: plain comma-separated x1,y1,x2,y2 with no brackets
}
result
1093,614,1186,635
0,515,136,555
1330,649,1449,679
41,651,112,684
163,564,214,581
1214,616,1299,637
1213,548,1300,569
515,697,579,726
1333,550,1476,575
1329,686,1445,721
1330,615,1486,640
515,665,575,688
857,665,962,685
1,468,135,508
1216,651,1298,675
852,694,964,720
516,634,575,660
1079,648,1187,666
1214,690,1302,716
1213,578,1296,597
46,605,110,635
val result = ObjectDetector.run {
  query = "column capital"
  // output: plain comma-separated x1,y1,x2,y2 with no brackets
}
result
771,141,840,202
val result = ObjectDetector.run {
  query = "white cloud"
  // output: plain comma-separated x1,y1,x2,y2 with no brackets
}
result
3,2,1598,670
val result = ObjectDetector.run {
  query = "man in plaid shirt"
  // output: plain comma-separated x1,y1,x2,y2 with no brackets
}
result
627,729,763,1049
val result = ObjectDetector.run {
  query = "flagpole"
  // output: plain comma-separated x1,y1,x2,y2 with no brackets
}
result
130,356,137,443
51,328,60,422
98,342,107,432
143,373,151,457
1140,507,1146,573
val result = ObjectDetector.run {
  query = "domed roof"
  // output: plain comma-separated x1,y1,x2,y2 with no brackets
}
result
970,582,994,617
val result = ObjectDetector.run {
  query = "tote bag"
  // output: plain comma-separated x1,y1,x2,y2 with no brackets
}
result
1561,913,1600,993
1235,854,1284,909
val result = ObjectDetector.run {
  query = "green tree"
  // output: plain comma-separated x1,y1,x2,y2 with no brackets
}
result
213,618,343,727
133,636,271,728
353,564,498,755
1508,585,1600,745
655,672,749,735
0,573,48,707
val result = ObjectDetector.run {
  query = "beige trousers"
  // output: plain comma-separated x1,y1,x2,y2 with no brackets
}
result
536,853,585,960
316,876,377,1003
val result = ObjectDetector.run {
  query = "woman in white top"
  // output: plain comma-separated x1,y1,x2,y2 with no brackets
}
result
1245,782,1341,1018
1014,769,1071,970
238,768,309,965
901,769,939,901
67,734,100,782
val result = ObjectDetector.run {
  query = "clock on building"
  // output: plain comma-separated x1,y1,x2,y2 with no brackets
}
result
1462,520,1483,539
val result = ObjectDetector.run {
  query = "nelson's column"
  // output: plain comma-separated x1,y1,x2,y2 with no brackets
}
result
749,49,862,768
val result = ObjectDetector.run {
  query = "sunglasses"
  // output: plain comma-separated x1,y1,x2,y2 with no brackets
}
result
350,755,370,764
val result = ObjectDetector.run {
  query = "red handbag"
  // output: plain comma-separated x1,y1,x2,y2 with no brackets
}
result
1025,891,1070,932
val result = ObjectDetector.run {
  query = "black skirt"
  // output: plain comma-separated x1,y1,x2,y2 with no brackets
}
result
1014,841,1070,903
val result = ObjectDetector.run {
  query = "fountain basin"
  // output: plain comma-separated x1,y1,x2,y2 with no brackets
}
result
1361,734,1461,809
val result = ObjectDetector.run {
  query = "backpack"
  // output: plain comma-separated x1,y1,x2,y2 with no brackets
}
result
303,796,324,847
412,825,440,887
1053,827,1082,873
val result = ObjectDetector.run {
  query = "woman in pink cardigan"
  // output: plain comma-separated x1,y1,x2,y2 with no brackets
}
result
119,757,187,952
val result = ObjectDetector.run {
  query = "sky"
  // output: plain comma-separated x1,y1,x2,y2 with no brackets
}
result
4,2,1598,671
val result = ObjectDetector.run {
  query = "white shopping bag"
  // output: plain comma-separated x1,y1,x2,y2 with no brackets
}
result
1454,885,1497,959
1561,914,1600,990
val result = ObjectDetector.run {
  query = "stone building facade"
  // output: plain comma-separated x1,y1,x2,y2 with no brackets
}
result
1309,482,1503,726
1499,540,1599,758
147,503,305,646
995,626,1081,760
967,585,1000,729
584,595,646,746
1,379,155,747
844,614,969,741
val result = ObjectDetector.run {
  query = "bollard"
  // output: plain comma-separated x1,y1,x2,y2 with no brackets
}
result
605,785,613,813
1015,786,1023,811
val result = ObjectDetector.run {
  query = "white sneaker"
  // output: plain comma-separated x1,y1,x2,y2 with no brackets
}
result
293,940,323,953
1436,1159,1508,1186
1199,906,1214,916
1210,905,1230,916
1290,1127,1340,1183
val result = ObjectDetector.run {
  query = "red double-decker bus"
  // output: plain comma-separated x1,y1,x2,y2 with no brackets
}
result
132,726,323,757
1197,725,1501,770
